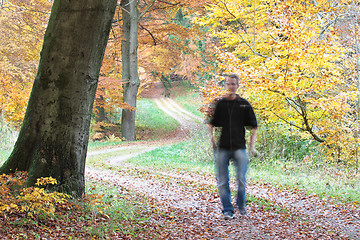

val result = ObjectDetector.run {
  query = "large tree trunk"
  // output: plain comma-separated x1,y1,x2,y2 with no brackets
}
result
121,0,140,141
0,0,117,196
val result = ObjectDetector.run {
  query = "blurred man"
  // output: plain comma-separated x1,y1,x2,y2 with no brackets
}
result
208,74,257,220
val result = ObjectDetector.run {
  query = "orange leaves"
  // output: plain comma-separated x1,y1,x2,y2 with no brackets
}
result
198,77,226,121
95,77,126,113
0,0,51,127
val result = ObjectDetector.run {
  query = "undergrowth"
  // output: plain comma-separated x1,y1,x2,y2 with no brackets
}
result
0,172,70,219
0,171,150,239
83,182,149,238
249,121,360,204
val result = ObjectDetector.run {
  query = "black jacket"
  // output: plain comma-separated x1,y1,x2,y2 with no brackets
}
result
210,95,257,150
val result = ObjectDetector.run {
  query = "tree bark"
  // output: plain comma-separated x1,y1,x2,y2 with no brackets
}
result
0,0,117,196
121,0,140,141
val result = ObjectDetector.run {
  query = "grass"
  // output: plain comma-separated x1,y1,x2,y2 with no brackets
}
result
124,141,213,174
173,91,203,118
122,125,360,204
88,140,124,151
83,181,151,238
0,119,17,165
136,98,180,133
0,149,11,165
249,161,360,204
86,144,157,168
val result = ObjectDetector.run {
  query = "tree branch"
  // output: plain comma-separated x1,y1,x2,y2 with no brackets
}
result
268,90,325,143
156,0,181,6
139,23,157,45
270,110,305,131
139,0,156,19
296,96,325,143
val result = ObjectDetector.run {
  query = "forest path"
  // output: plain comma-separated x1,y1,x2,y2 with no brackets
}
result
86,96,359,239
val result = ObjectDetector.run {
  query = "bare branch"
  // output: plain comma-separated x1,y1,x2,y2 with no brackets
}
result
139,23,157,45
139,0,156,19
268,90,325,143
296,96,325,143
118,1,130,15
156,0,181,6
269,110,305,131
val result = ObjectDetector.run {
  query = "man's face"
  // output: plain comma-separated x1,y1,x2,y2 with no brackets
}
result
225,77,239,94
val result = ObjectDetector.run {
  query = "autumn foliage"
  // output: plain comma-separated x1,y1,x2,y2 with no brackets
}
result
0,172,70,219
0,171,115,238
0,0,51,127
196,0,360,165
1,0,360,167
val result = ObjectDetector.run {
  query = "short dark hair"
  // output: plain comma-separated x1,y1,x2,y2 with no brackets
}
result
227,74,239,85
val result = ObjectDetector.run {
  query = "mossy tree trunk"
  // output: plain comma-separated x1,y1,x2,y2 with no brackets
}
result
0,0,117,196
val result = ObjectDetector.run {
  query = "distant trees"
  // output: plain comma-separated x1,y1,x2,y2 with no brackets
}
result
335,1,360,168
101,0,211,140
0,0,51,126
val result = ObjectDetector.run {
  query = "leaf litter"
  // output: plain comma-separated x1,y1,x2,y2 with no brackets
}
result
84,97,360,239
1,96,359,239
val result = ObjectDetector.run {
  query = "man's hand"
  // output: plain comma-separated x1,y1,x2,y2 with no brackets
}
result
207,124,217,150
211,137,217,150
249,127,258,157
249,146,259,158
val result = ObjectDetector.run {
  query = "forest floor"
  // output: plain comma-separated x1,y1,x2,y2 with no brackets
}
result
84,83,360,239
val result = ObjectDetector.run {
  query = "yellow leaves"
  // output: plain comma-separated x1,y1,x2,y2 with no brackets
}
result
196,0,360,163
0,172,70,218
82,193,108,216
0,203,18,212
35,176,58,186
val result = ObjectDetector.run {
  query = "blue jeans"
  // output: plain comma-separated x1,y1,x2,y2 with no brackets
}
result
215,148,248,213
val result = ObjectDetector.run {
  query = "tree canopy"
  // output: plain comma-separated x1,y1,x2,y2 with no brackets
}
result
1,0,360,173
197,0,360,165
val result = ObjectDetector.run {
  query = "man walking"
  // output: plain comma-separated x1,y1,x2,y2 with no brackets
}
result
208,74,257,220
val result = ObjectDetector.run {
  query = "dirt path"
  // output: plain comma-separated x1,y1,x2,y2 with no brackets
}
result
86,97,360,239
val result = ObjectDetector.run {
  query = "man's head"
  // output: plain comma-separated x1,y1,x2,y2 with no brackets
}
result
225,74,240,95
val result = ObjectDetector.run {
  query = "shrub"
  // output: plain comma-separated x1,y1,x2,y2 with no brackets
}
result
0,171,71,219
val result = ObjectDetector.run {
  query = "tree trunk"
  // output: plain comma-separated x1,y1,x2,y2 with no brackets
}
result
0,0,117,196
121,0,140,141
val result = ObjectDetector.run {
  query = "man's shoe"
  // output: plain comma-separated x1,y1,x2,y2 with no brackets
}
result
239,208,248,216
223,212,234,220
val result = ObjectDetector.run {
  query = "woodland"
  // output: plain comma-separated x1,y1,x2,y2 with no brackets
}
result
0,0,360,239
